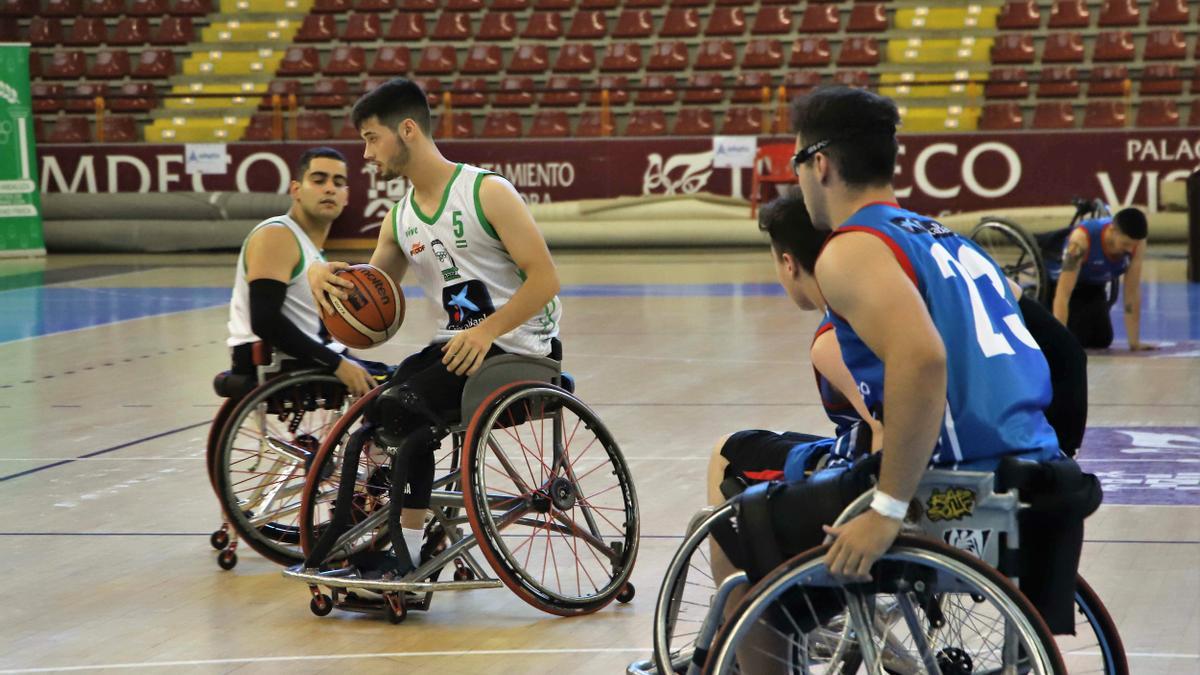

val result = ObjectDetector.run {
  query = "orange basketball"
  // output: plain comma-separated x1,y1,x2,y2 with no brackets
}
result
320,264,404,349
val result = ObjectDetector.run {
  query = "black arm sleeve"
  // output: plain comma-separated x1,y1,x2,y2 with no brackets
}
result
249,279,343,371
1019,295,1088,456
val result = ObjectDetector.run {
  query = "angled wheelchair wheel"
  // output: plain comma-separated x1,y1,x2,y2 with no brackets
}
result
206,397,240,496
462,381,639,616
1059,576,1128,675
970,217,1048,305
703,535,1066,675
213,370,350,566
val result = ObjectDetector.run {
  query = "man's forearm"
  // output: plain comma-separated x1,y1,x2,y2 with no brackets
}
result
1124,297,1140,347
876,354,946,503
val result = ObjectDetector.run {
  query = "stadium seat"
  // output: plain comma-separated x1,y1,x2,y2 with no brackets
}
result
580,0,616,7
355,0,394,10
1141,63,1183,95
477,12,516,40
29,17,64,45
89,49,131,78
28,51,42,78
296,14,336,42
979,103,1024,130
541,75,581,106
523,12,562,39
614,9,652,38
335,115,360,140
307,78,350,108
47,116,91,143
532,0,569,8
399,0,432,7
151,16,192,44
1098,0,1139,26
450,77,486,107
996,0,1040,29
359,76,384,94
703,6,744,35
1032,102,1075,128
436,112,475,139
32,117,46,145
312,0,350,12
636,74,676,105
731,71,772,103
344,13,382,41
509,44,549,73
1083,100,1126,128
589,74,628,104
366,46,407,75
832,69,870,88
752,6,791,34
784,70,822,96
1148,0,1189,25
461,44,502,74
1144,28,1186,60
625,0,663,6
625,109,667,136
110,81,155,111
985,67,1028,99
296,112,333,140
670,108,711,136
259,79,299,109
494,76,534,107
601,42,642,72
1093,30,1134,61
66,82,107,112
323,45,367,75
838,36,880,66
683,72,723,104
577,111,611,138
44,51,86,79
848,3,887,32
694,40,735,70
277,46,319,76
1038,65,1080,97
1048,0,1089,28
481,111,522,138
416,45,457,74
447,0,483,9
568,10,606,38
0,0,36,14
110,17,149,44
742,39,784,69
554,44,595,72
82,0,123,16
722,107,762,135
991,34,1035,63
127,0,166,13
43,0,78,15
790,37,831,67
1043,32,1084,62
64,18,105,46
660,8,699,37
1190,100,1200,127
528,110,569,137
171,0,211,15
433,11,471,39
387,12,425,40
799,4,839,33
414,77,441,105
1088,64,1129,96
32,83,65,113
242,114,277,141
1136,99,1180,127
647,41,688,71
672,0,707,6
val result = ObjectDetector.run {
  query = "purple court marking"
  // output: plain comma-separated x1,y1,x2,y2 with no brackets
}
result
1077,426,1200,506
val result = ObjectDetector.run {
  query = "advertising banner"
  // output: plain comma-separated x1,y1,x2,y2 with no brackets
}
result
0,43,44,257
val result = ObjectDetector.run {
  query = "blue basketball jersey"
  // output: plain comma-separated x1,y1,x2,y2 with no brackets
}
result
812,318,862,437
1073,219,1131,286
825,203,1062,470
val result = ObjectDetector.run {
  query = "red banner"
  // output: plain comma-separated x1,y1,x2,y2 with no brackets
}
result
37,130,1200,244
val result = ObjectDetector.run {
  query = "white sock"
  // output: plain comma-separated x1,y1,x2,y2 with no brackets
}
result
402,526,424,565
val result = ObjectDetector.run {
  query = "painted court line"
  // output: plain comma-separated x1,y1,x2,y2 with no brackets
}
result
0,421,209,483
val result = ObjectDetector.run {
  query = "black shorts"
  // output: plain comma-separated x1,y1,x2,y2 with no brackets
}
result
721,430,826,484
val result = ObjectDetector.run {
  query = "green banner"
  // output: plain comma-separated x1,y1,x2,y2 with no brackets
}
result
0,43,44,258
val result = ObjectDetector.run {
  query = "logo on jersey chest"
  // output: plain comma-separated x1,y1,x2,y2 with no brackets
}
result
410,242,425,256
890,216,953,238
405,226,418,237
442,279,495,330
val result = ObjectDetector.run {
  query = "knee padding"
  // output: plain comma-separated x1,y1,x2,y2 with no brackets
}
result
371,384,446,448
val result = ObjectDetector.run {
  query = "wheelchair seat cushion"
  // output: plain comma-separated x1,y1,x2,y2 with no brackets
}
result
212,371,256,399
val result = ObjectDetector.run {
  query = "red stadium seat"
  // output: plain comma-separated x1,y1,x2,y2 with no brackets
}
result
732,71,772,103
1038,65,1080,97
82,0,124,16
1189,100,1200,127
600,42,641,72
531,0,569,8
355,0,394,10
1148,0,1189,25
523,12,562,39
478,12,516,40
308,78,350,108
296,112,333,140
32,83,65,113
110,81,156,111
323,45,366,75
704,6,744,35
528,110,569,138
416,45,457,74
660,8,699,37
386,12,425,40
554,44,595,72
996,0,1040,29
722,107,762,135
625,0,662,7
673,108,714,135
494,76,534,107
433,11,471,40
646,41,688,71
614,9,653,38
0,0,37,15
1043,32,1085,62
43,0,78,16
509,44,549,73
336,115,360,140
29,51,42,78
589,74,628,104
800,4,839,33
832,69,870,88
979,103,1024,130
1098,0,1139,26
462,44,502,74
1048,0,1089,28
482,111,522,138
1144,28,1186,60
567,10,606,39
126,0,166,12
1088,64,1129,96
413,77,441,106
312,0,351,12
101,116,137,142
436,112,475,139
838,36,879,66
625,109,667,136
751,6,791,34
110,17,150,44
694,40,735,70
742,39,784,69
278,46,319,76
1032,102,1076,128
447,0,483,9
64,18,106,46
366,46,407,75
992,34,1035,63
848,3,887,32
344,13,382,41
985,67,1028,99
89,49,131,78
1136,99,1180,127
671,0,706,7
575,111,609,137
259,79,299,109
29,17,64,45
1141,63,1183,95
296,14,336,42
790,37,831,67
580,0,615,7
171,0,211,15
399,0,434,7
636,74,677,105
44,51,86,79
1092,30,1134,61
1083,100,1126,128
540,75,581,106
48,116,91,143
66,82,108,112
684,72,724,104
450,77,486,107
151,16,193,44
243,114,277,142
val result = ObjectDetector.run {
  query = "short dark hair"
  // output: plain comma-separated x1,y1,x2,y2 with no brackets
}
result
790,85,900,188
296,146,346,178
758,189,829,274
1113,207,1148,240
351,77,431,135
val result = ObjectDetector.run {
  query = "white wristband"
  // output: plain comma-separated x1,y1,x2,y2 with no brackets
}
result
870,491,909,521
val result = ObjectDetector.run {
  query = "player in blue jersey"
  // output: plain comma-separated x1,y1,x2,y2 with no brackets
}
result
1048,207,1150,350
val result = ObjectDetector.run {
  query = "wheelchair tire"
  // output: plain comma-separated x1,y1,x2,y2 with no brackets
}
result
703,534,1067,675
206,397,240,496
970,217,1049,305
213,370,350,566
1065,575,1128,675
462,380,639,616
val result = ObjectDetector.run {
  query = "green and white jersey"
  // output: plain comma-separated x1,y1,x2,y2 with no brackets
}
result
393,163,561,357
226,215,344,354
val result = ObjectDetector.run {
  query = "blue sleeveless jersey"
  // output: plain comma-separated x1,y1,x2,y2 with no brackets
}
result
812,318,861,436
1073,219,1131,286
825,203,1062,470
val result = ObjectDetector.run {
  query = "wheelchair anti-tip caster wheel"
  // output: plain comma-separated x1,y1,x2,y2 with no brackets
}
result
617,583,635,604
217,548,237,570
309,593,333,617
452,558,475,581
210,528,229,550
384,593,407,624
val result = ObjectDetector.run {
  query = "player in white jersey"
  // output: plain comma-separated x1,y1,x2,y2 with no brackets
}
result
307,79,562,572
226,147,376,397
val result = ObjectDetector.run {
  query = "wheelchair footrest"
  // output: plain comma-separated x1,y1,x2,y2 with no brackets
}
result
283,565,502,593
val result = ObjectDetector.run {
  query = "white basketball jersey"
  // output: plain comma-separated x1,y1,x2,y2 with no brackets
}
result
226,215,345,355
393,164,561,357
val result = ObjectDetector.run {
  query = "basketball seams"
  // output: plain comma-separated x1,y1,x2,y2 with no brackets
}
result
320,264,405,349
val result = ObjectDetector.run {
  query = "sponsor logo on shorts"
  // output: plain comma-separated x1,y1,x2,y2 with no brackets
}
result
942,528,992,559
926,487,976,522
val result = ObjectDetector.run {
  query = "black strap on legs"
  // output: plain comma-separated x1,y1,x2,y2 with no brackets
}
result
304,424,373,568
385,424,440,574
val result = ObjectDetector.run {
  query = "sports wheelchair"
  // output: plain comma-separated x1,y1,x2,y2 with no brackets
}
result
282,353,640,624
206,343,360,570
630,455,1126,674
